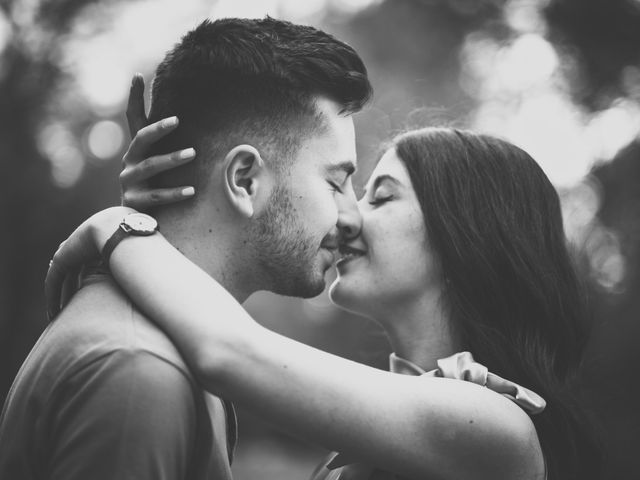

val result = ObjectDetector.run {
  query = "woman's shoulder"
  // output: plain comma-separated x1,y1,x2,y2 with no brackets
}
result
409,352,546,479
410,375,545,479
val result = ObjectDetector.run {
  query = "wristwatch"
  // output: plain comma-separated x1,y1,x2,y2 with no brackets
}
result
101,212,158,265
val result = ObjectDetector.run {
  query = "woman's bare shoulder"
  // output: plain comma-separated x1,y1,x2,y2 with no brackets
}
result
410,377,546,480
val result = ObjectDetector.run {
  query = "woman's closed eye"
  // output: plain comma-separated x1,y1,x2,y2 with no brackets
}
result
364,175,399,206
369,194,394,206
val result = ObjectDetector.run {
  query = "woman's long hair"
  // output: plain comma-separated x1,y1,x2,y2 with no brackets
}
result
394,128,601,480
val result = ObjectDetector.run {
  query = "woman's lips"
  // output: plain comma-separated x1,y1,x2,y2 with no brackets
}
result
336,244,366,266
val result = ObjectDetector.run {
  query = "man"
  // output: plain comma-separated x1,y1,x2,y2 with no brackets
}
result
0,17,371,479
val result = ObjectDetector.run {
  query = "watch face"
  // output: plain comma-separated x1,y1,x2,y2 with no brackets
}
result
122,213,158,235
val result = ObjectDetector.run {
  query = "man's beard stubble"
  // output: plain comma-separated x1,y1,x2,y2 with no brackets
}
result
250,184,326,298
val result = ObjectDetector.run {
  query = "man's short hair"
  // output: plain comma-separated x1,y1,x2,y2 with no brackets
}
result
147,17,372,190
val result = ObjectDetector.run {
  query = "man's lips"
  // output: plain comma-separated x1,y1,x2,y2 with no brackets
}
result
319,244,339,264
320,235,339,250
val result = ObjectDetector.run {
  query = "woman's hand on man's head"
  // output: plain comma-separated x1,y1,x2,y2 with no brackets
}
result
46,75,198,320
121,74,196,210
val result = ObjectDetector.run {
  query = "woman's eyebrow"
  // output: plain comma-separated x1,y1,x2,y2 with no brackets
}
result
362,174,400,195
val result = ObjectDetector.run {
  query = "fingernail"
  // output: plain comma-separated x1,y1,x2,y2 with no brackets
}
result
179,148,195,160
181,187,195,197
163,116,178,128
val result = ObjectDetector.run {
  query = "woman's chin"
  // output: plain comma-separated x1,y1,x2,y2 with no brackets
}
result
328,276,369,316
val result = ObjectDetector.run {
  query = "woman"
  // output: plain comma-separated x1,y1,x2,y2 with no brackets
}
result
47,125,599,479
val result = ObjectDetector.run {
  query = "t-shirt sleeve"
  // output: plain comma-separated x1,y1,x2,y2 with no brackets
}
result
44,349,198,480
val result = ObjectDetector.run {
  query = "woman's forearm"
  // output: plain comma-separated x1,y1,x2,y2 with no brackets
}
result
105,231,255,386
105,233,410,457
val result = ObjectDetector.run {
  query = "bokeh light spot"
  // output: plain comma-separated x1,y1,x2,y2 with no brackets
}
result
0,12,12,56
496,34,558,91
38,122,85,188
562,177,602,243
585,99,640,161
585,229,627,293
210,0,281,19
87,120,125,161
503,0,548,33
50,146,85,188
328,0,383,15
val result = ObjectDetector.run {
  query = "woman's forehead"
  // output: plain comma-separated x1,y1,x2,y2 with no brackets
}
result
366,148,410,187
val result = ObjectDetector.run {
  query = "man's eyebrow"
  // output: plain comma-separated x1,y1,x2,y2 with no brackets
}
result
327,161,356,177
363,174,400,195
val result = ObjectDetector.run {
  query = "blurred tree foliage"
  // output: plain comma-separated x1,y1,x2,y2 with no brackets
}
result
1,0,639,478
544,1,640,477
0,0,121,406
330,0,507,178
545,0,640,110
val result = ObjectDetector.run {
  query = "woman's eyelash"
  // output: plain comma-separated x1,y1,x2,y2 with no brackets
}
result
368,195,393,206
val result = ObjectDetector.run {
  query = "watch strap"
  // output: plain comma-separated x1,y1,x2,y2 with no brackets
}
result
101,225,128,267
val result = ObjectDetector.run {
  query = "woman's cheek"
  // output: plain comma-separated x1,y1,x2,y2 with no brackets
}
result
380,207,429,283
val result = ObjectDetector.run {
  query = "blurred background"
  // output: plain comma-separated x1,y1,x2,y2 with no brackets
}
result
1,0,639,478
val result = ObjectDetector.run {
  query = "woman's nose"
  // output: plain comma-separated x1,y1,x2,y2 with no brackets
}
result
337,191,362,241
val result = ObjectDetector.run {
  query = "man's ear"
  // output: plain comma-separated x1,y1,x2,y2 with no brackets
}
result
223,145,266,218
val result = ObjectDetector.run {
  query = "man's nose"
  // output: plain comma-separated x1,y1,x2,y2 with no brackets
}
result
336,190,362,240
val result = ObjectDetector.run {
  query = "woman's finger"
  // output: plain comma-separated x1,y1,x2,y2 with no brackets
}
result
120,148,196,185
45,223,101,320
122,186,195,210
125,116,179,161
45,245,80,320
126,73,148,138
45,252,67,320
45,243,75,320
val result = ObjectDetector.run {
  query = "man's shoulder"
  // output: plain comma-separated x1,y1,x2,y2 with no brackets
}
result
41,274,192,380
0,276,235,480
4,274,215,430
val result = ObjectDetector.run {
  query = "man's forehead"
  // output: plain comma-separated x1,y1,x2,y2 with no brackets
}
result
290,96,357,173
298,123,357,173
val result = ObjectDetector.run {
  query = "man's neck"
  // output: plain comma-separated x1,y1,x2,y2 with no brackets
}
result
156,210,255,303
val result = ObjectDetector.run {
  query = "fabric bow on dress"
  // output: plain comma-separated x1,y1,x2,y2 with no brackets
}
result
393,351,546,415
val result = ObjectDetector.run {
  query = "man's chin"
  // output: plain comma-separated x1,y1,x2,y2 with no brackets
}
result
287,259,330,298
270,270,326,299
287,277,326,299
299,280,326,299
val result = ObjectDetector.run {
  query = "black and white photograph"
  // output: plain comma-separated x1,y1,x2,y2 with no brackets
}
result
1,0,639,478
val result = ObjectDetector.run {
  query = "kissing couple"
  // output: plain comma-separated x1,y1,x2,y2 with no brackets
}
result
1,16,599,480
